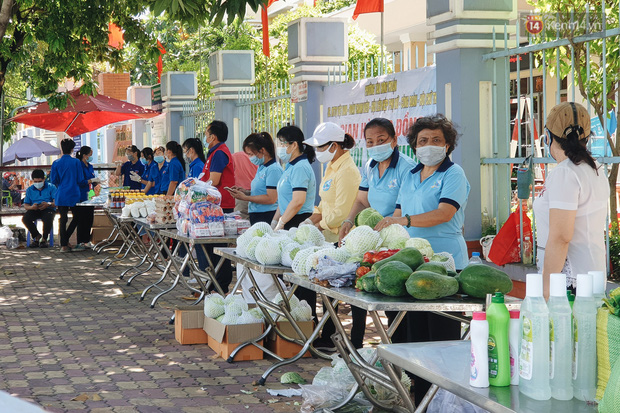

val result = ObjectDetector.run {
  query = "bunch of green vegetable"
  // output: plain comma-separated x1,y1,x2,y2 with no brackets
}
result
604,287,620,316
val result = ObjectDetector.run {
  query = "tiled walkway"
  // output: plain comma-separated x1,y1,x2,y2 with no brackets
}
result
0,244,382,412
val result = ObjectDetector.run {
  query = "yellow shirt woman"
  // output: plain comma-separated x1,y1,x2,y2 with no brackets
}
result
304,122,361,243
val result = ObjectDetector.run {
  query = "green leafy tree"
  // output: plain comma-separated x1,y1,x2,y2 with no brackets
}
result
528,0,620,223
0,0,162,141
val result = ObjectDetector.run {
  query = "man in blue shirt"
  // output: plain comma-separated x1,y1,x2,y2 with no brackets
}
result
51,138,86,252
22,169,57,248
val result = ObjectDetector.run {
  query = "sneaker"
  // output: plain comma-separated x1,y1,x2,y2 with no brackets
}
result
312,338,337,352
72,244,86,252
84,242,95,249
30,239,40,248
60,246,72,253
39,240,48,248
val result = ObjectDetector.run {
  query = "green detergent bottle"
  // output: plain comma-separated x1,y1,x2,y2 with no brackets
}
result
487,292,511,386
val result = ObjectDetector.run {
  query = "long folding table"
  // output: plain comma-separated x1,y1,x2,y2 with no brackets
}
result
213,248,332,375
377,341,597,413
99,213,138,269
140,230,236,320
282,273,521,412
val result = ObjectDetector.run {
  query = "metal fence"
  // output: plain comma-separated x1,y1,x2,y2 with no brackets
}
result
182,100,216,143
482,5,620,267
236,80,294,144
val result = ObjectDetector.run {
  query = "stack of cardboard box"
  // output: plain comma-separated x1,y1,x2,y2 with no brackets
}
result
91,212,115,244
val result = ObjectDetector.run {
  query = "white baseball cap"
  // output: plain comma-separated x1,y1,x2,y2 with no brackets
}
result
303,122,345,147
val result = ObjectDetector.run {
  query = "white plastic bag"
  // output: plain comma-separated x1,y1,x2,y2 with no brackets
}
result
427,388,489,413
238,264,286,305
0,226,13,244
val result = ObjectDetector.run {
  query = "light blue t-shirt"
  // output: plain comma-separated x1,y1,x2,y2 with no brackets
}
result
359,148,416,217
396,158,470,269
277,154,316,215
249,159,283,214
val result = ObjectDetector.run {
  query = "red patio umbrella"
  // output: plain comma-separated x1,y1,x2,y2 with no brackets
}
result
9,89,159,137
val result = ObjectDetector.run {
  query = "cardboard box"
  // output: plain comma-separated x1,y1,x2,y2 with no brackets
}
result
266,320,314,359
174,306,208,345
203,317,263,361
93,213,112,227
91,227,114,243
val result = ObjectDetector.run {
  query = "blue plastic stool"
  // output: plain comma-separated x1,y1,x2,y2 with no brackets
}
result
26,219,54,247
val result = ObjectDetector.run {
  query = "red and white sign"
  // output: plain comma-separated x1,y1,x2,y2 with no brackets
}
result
291,81,308,103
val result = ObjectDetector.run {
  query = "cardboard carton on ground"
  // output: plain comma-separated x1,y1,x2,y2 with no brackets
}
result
91,227,114,243
266,320,314,359
175,306,208,345
92,213,112,227
203,317,263,361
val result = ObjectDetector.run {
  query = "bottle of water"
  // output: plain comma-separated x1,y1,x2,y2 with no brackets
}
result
468,252,483,265
572,273,597,402
589,270,607,304
523,236,533,264
548,273,573,400
470,311,489,388
519,273,551,400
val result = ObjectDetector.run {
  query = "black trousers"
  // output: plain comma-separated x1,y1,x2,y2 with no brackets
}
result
58,206,78,247
249,210,277,225
22,209,55,240
75,206,94,244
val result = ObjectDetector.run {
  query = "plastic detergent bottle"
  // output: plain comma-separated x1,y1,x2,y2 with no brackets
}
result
548,273,573,400
572,273,597,402
589,270,606,304
470,311,489,388
519,273,551,400
567,290,575,309
487,293,510,387
468,252,483,265
508,310,520,386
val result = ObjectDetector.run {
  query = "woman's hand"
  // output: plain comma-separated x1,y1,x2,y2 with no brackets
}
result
227,188,248,201
374,216,405,231
338,220,353,246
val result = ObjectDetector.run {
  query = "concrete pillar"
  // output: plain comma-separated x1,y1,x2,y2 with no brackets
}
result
288,17,348,203
210,50,255,152
161,72,198,143
427,0,517,242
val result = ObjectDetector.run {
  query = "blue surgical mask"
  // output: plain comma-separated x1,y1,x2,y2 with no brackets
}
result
140,158,147,165
154,155,165,163
277,147,291,164
87,156,93,163
249,155,264,166
34,182,44,189
367,142,393,162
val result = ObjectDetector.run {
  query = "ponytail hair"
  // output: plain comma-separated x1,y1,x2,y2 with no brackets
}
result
551,130,599,173
128,145,141,160
337,134,355,150
182,138,206,163
277,125,316,163
243,132,276,159
75,145,92,161
166,141,186,170
142,147,154,162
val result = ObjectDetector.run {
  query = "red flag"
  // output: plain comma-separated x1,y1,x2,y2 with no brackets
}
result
108,22,124,49
156,40,166,83
261,0,278,57
352,0,384,20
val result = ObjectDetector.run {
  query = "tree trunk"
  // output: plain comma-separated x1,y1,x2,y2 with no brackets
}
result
0,0,13,41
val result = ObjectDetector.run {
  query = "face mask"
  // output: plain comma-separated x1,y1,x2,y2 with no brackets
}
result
140,158,147,165
127,154,135,162
316,143,335,164
87,156,93,163
154,155,165,164
277,146,291,164
544,130,555,159
250,155,264,166
416,145,447,166
184,155,191,165
34,182,44,189
367,142,393,162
